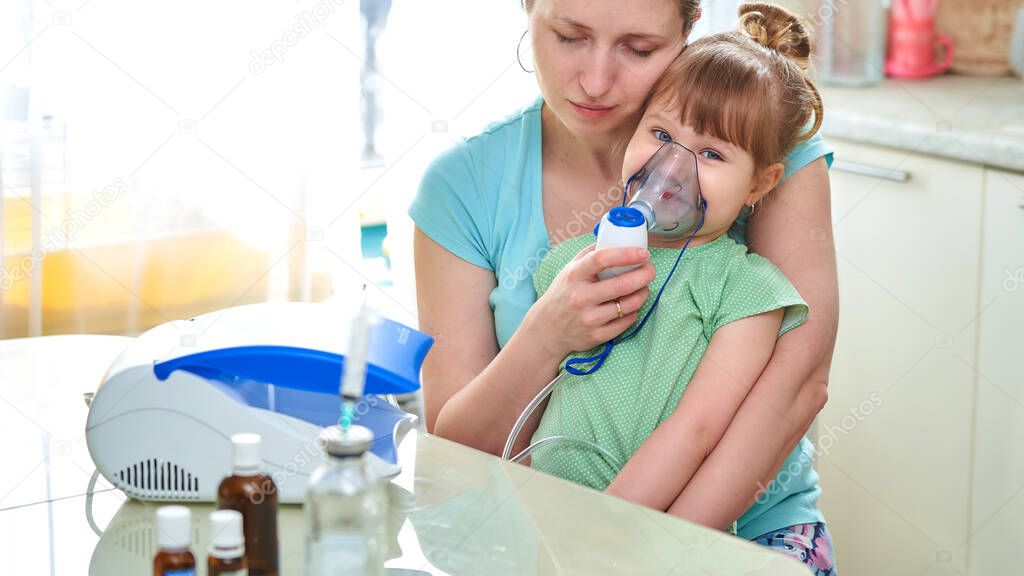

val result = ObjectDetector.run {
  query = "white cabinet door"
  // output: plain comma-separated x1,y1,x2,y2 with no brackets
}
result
968,168,1024,576
819,139,983,576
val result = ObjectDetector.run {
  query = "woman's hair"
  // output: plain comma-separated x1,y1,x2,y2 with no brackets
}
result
523,0,702,35
647,2,824,171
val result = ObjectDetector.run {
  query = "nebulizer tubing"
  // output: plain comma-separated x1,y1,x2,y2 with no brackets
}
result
512,435,625,471
501,370,563,461
502,141,707,465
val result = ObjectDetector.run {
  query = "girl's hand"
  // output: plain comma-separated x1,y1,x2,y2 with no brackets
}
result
524,245,655,359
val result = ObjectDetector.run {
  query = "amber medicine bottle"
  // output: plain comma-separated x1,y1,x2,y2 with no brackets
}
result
218,433,279,576
153,505,196,576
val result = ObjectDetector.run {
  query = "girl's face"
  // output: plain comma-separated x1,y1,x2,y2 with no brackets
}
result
528,0,687,138
622,103,783,246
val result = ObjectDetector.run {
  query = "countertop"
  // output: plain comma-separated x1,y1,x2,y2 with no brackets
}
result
820,74,1024,172
0,335,809,575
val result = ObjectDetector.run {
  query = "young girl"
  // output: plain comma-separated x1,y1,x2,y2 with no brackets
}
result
528,4,836,573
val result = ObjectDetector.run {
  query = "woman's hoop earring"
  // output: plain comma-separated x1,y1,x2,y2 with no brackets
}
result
749,201,758,216
517,30,534,73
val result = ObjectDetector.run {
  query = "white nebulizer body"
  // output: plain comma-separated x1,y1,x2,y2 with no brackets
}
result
595,207,648,280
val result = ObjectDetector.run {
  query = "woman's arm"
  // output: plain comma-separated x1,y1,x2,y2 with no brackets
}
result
415,229,654,456
415,227,557,454
665,157,838,529
604,308,784,510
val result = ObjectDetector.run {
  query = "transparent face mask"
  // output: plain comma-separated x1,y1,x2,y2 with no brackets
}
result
624,141,706,241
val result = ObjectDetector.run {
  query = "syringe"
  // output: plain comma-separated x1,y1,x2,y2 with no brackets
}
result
339,299,378,433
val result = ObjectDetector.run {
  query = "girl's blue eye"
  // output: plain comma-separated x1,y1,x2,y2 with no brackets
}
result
701,150,723,161
556,33,579,44
653,129,672,143
628,46,654,58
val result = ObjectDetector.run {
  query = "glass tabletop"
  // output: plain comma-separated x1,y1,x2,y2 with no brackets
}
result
0,335,809,575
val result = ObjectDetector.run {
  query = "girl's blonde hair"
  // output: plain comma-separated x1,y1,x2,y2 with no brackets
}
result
648,2,824,171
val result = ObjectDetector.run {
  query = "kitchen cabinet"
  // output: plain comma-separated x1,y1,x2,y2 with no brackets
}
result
967,168,1024,576
819,139,984,576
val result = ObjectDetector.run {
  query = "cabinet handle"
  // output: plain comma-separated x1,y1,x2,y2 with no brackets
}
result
833,160,910,183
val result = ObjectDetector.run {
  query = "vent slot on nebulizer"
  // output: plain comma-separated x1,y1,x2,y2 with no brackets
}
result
115,459,200,500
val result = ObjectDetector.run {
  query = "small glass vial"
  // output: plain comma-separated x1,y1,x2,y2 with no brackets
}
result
304,425,388,576
209,509,248,576
218,433,279,576
153,505,196,576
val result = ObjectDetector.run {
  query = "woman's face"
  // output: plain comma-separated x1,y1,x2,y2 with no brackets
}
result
622,103,776,244
528,0,687,138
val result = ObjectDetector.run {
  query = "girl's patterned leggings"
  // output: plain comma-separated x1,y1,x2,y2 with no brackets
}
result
752,522,837,575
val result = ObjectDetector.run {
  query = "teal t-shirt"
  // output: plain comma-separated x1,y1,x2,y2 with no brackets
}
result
409,96,834,539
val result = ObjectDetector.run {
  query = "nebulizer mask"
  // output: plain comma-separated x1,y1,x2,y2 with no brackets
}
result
622,140,706,241
501,141,707,466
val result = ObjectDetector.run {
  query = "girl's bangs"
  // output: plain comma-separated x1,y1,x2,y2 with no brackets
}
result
649,41,773,166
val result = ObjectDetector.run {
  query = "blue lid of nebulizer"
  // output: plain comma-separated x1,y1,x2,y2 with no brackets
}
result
149,316,433,465
152,315,433,396
608,206,646,227
593,206,647,236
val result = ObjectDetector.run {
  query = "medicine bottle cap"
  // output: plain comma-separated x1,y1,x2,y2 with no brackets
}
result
209,509,245,559
231,433,262,474
320,425,374,457
156,505,192,551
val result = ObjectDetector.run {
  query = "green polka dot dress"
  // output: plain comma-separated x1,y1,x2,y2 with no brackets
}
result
529,232,809,494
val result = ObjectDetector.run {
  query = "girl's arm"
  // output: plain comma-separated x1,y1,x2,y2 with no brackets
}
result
604,308,784,510
666,157,838,529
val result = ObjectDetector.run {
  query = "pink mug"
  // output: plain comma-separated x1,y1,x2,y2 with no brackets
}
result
886,16,955,78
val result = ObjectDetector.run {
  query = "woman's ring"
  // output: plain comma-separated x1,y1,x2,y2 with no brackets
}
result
615,299,623,319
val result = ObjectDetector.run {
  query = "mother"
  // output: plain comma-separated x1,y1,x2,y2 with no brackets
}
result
410,0,838,562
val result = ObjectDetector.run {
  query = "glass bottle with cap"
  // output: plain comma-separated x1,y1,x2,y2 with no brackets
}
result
153,505,196,576
304,424,388,576
209,509,248,576
218,433,279,576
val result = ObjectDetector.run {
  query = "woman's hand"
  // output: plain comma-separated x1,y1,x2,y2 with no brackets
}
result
523,244,655,360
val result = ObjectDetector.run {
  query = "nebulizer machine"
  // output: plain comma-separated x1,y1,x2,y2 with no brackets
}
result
501,140,708,466
85,301,433,504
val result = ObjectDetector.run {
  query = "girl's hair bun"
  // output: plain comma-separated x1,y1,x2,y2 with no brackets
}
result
737,2,812,71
